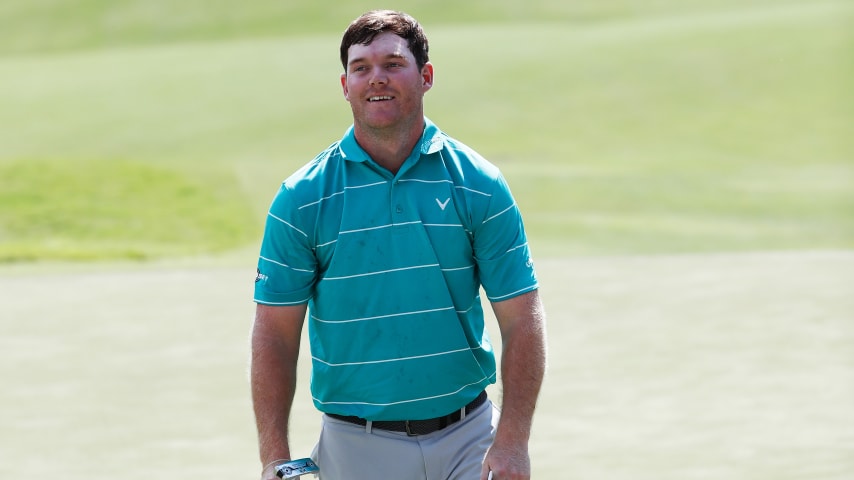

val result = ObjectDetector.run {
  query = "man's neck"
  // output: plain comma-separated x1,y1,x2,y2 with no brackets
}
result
354,118,425,175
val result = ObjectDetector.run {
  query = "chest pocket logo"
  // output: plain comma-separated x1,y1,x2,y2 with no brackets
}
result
435,197,451,211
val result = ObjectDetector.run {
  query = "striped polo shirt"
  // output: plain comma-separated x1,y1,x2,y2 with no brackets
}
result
254,118,538,421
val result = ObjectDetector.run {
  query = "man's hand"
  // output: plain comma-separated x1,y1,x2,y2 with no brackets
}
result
260,458,289,480
481,438,531,480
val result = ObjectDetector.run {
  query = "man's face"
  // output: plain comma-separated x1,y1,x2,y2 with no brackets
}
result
341,32,433,131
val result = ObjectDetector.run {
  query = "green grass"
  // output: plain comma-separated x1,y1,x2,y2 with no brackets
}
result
0,0,801,55
0,0,851,261
0,159,257,261
3,253,853,479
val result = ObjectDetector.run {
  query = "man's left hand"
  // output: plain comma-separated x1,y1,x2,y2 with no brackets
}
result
480,440,531,480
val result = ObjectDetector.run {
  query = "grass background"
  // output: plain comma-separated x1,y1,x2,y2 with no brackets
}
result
2,252,852,479
1,1,853,479
1,0,851,261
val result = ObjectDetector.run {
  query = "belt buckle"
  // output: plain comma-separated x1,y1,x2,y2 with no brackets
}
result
405,420,417,436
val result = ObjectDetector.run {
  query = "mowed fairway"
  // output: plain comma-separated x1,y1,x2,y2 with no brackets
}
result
1,0,853,479
1,1,851,259
1,252,852,479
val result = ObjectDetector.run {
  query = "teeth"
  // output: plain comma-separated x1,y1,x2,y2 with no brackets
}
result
369,96,393,102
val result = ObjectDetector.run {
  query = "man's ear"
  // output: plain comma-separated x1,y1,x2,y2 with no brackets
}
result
341,73,350,101
421,63,434,92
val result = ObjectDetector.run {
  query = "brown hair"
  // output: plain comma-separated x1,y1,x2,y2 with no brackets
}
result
340,10,430,71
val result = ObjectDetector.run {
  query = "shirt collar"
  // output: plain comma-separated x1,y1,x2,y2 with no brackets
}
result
338,117,445,163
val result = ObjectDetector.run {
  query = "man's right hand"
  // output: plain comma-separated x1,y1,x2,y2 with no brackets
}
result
261,458,290,480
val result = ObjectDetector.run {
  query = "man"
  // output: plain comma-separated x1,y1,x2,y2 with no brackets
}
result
252,10,547,480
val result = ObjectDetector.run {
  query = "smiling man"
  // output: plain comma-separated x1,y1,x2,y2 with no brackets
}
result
251,10,547,480
341,30,431,154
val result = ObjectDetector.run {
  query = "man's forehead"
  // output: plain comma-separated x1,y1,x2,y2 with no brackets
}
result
348,32,412,61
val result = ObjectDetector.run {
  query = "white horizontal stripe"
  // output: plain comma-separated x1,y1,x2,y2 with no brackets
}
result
324,263,439,281
349,180,389,189
336,220,423,236
312,345,477,367
298,181,388,209
399,178,453,185
456,304,476,315
312,373,497,407
505,242,528,254
298,190,343,210
487,285,538,302
268,212,308,237
312,306,455,324
254,297,311,306
339,223,393,235
440,265,474,272
456,186,491,197
423,223,464,228
483,203,515,224
259,256,315,273
318,221,425,248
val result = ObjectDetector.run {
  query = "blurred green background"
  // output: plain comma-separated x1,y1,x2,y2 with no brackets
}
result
1,0,852,261
2,3,853,480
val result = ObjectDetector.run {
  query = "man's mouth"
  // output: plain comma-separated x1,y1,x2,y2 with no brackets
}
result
368,96,394,102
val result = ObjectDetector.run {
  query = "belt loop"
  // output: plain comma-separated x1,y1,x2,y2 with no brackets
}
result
460,406,466,420
365,420,373,434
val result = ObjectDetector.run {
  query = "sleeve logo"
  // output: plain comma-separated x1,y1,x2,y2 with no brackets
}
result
255,268,268,283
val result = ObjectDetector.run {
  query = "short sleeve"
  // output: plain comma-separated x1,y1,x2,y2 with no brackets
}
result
253,183,318,305
472,174,538,302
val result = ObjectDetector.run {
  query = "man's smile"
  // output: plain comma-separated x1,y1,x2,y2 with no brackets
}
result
368,95,394,102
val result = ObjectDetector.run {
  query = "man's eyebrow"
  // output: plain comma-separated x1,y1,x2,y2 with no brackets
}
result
348,56,367,67
348,52,408,66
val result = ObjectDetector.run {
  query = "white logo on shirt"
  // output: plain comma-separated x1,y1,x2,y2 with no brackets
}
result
435,197,451,211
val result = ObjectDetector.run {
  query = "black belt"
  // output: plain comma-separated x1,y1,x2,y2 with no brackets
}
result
327,390,488,436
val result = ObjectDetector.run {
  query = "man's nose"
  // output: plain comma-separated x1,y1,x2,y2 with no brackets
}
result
369,71,387,86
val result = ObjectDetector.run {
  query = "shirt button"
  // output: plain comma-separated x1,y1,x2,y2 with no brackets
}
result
395,205,403,214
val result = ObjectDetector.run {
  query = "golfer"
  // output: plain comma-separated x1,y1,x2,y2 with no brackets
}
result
252,10,547,480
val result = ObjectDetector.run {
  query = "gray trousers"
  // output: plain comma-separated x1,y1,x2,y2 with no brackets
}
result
311,400,498,480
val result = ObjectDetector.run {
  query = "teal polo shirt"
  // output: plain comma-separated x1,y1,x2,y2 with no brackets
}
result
254,118,538,421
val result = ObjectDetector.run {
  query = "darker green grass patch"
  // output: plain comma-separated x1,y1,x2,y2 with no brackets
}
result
0,159,258,262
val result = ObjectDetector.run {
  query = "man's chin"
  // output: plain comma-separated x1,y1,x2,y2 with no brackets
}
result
358,115,401,131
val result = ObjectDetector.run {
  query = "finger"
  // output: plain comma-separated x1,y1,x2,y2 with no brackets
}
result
480,461,491,480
